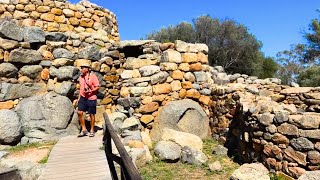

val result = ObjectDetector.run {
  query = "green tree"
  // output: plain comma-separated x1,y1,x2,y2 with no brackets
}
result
304,10,320,63
276,44,305,85
146,22,195,43
297,65,320,86
276,11,320,86
145,15,276,77
258,57,279,79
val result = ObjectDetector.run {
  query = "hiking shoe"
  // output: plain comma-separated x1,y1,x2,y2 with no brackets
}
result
77,130,88,137
89,132,95,137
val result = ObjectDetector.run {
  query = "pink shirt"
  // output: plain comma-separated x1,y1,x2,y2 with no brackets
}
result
79,73,100,100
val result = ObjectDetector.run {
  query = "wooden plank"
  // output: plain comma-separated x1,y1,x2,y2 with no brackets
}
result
39,135,112,180
41,172,109,180
43,168,109,176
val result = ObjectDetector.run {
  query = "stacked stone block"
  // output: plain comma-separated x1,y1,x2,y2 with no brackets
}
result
211,83,320,179
0,0,119,46
118,40,212,128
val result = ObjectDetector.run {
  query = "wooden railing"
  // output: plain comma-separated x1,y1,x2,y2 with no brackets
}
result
103,113,142,180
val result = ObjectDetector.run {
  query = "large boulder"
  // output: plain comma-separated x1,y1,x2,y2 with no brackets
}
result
298,170,320,180
160,128,203,151
0,82,47,101
0,110,22,144
154,140,181,162
15,92,74,141
180,146,208,166
230,163,270,180
151,99,209,140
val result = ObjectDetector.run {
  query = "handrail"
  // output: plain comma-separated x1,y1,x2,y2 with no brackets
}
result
103,113,142,180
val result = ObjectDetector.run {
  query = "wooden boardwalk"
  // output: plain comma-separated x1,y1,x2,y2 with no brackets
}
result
39,134,112,180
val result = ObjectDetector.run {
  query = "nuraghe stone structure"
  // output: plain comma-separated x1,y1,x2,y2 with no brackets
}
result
0,0,319,179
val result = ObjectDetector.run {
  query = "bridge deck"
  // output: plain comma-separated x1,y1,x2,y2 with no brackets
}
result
39,135,112,180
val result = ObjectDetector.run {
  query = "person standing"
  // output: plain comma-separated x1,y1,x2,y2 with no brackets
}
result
77,63,100,137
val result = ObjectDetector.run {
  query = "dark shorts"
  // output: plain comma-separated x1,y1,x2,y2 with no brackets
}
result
78,96,97,114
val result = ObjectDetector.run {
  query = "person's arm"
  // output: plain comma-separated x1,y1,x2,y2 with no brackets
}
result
74,78,81,106
88,74,100,93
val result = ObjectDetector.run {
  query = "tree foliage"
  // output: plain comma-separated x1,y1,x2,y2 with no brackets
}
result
276,11,320,86
259,57,279,79
146,15,276,77
276,45,305,85
297,65,320,87
304,11,320,63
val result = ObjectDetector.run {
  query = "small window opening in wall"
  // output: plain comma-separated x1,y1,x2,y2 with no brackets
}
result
122,46,143,58
30,42,44,50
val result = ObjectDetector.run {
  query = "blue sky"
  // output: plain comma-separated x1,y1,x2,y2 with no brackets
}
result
70,0,319,58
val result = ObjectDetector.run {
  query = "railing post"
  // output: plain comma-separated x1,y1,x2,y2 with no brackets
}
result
104,125,119,180
103,113,142,180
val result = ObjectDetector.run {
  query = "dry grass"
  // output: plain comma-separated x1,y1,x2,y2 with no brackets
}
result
5,141,57,164
139,139,240,180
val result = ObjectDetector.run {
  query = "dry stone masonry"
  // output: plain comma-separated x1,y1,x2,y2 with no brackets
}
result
212,83,320,178
0,0,119,46
0,0,319,179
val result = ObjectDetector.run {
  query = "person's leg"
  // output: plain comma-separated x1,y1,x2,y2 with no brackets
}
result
89,114,95,133
88,99,97,136
77,111,87,132
77,97,88,135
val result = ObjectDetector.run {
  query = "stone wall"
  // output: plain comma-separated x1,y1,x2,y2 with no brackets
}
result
0,1,319,178
0,0,119,48
116,40,212,134
0,0,120,144
211,82,320,178
0,19,123,144
0,13,214,145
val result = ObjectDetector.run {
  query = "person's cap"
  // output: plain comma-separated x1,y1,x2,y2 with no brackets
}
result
80,62,91,68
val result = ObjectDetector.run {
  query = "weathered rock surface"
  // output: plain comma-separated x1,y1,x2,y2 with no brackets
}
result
0,21,23,41
0,110,22,144
180,146,207,166
15,92,74,141
0,82,46,101
9,48,42,64
160,128,203,151
151,99,209,139
0,63,18,78
230,163,270,180
154,140,181,162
